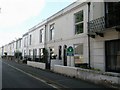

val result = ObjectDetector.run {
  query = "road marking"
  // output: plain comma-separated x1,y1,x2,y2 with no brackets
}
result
2,61,58,89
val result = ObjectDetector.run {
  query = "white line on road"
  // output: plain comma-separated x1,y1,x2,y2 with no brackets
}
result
2,60,58,89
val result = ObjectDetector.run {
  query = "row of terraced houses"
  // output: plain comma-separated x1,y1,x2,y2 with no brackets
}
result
0,0,120,73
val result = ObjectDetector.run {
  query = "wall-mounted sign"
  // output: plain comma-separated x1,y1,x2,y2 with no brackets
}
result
67,46,74,56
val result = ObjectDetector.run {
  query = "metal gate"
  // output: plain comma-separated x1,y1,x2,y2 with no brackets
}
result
105,39,120,73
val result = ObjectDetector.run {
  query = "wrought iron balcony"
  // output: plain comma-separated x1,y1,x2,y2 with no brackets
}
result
88,17,105,38
88,15,120,38
88,2,120,38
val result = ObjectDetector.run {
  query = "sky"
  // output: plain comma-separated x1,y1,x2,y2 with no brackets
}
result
0,0,76,47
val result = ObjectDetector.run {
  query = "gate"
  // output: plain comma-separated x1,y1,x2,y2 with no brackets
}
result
105,39,120,73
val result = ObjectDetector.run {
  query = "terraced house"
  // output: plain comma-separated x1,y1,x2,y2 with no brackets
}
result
88,1,120,73
0,0,120,73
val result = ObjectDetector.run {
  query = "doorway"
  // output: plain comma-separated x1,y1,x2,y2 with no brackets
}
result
63,45,67,66
105,39,120,73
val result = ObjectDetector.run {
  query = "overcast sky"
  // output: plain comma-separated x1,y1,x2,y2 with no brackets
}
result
0,0,76,47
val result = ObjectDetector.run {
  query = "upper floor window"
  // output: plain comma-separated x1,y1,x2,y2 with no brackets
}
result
29,49,31,57
74,10,84,34
40,29,44,43
50,24,55,41
29,35,32,45
24,38,26,47
19,40,21,48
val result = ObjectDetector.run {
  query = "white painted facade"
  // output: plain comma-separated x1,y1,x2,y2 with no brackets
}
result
0,38,22,57
0,0,120,73
3,44,9,56
16,38,22,53
46,2,89,65
88,1,120,72
28,20,47,59
22,33,29,59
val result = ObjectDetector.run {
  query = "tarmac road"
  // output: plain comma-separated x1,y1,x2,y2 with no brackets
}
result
1,59,111,90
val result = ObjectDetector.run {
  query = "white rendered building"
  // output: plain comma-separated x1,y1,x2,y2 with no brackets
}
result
1,0,120,73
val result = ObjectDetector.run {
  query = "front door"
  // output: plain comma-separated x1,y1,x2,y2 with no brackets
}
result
105,39,120,73
63,45,67,66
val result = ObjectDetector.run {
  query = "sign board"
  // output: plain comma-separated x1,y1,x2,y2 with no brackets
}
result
67,46,74,56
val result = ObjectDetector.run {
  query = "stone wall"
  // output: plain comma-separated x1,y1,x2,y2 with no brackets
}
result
27,61,45,69
52,65,120,89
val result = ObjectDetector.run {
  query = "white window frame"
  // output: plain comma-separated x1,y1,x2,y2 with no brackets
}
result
29,35,32,45
49,24,55,41
74,44,84,64
40,29,44,43
74,10,84,35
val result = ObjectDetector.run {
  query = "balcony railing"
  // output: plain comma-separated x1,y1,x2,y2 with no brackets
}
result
88,17,105,33
88,2,120,38
88,13,120,38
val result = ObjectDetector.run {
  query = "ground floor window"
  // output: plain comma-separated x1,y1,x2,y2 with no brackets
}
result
33,49,37,61
28,49,31,61
29,50,31,57
74,44,84,66
49,47,57,59
39,48,43,60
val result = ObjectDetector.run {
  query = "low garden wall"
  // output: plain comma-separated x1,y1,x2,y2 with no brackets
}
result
52,65,120,89
51,59,63,70
27,61,45,69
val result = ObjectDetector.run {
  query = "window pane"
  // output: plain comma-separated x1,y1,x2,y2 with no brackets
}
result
50,47,56,59
74,44,84,64
50,30,52,40
74,44,83,55
52,29,54,40
50,24,55,40
30,35,32,45
75,23,83,34
40,29,44,43
42,30,44,43
75,10,83,23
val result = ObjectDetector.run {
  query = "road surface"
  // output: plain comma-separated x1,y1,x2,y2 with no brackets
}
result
1,59,110,90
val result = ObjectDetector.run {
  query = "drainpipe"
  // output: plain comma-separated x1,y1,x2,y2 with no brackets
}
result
44,21,50,69
88,2,91,68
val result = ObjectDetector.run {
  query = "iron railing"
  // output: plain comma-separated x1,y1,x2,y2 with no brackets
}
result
24,55,45,62
88,17,105,33
88,2,120,34
88,15,120,34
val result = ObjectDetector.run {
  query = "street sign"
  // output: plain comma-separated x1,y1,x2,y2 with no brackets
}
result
67,46,74,56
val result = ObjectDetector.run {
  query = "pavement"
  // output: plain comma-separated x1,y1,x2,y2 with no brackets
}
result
1,59,116,90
